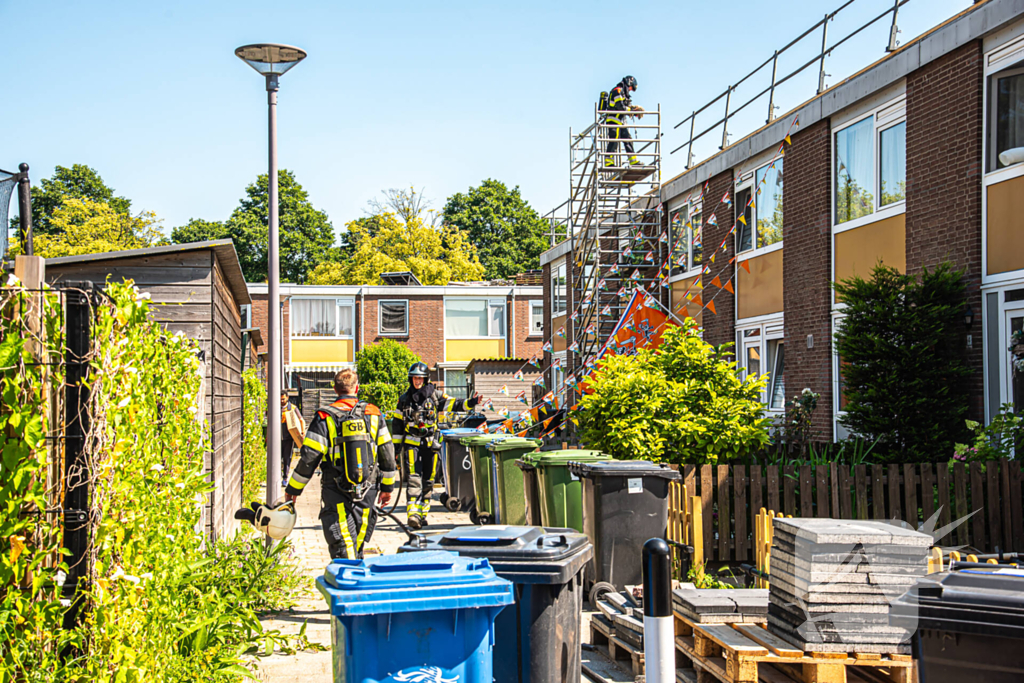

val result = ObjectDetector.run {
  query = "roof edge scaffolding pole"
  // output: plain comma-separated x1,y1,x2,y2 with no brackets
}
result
235,42,306,506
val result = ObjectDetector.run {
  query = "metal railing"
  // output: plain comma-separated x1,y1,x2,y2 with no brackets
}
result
672,0,911,168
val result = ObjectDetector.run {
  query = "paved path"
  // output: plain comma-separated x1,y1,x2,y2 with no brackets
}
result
256,471,470,682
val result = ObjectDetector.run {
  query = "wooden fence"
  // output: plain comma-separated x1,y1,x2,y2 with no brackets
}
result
668,460,1024,564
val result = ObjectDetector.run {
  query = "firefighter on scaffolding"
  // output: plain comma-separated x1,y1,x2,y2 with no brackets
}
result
393,362,482,530
604,75,644,168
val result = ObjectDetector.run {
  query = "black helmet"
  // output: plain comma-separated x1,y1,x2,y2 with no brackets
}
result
408,362,429,379
623,75,637,91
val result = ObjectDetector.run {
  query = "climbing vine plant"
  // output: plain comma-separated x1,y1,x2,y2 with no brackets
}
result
242,367,267,504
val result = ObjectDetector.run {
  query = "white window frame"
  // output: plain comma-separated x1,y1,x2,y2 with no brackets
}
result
289,296,355,340
735,316,785,412
443,297,507,339
528,300,544,336
831,312,853,441
668,197,704,282
443,368,469,400
831,95,907,235
377,299,409,336
734,159,785,259
551,260,568,316
982,36,1024,286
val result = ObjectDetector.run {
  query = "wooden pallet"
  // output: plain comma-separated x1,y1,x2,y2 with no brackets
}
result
590,615,645,676
673,613,916,683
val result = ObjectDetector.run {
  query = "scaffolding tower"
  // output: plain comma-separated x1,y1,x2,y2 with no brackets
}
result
565,105,662,376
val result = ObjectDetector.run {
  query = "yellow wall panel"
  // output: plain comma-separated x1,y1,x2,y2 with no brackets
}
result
834,214,906,287
446,338,506,362
670,276,703,328
737,249,784,320
552,313,567,352
291,339,353,364
987,175,1024,276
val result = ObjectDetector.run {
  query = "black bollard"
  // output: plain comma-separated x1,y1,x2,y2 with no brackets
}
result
643,538,673,682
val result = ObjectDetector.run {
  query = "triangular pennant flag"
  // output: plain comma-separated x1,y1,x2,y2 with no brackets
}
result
659,232,668,243
584,322,596,335
499,385,509,396
598,278,608,290
568,340,579,353
644,251,655,263
737,214,747,225
556,326,565,338
542,341,553,352
534,375,546,387
623,246,633,258
723,279,734,294
740,260,751,273
710,276,722,288
498,407,509,417
707,213,718,227
608,263,619,275
570,310,579,322
721,191,731,206
513,370,524,381
692,294,704,307
617,287,627,298
552,356,562,368
541,391,554,404
600,304,612,316
528,355,538,366
706,300,717,315
785,134,791,145
630,269,641,280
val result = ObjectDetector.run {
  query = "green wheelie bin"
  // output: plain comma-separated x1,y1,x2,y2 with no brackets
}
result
485,437,542,526
460,433,507,525
533,450,612,533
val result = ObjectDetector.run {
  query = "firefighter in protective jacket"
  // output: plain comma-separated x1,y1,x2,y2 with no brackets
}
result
604,75,643,167
393,362,482,529
284,369,396,560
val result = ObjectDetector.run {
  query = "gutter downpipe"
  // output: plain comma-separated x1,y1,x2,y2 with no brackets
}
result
510,287,516,358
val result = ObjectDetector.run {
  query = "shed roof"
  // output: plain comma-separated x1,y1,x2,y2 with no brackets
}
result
46,239,250,305
465,358,541,374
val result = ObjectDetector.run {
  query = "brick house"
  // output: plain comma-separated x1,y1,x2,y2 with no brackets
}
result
247,281,544,396
541,0,1024,442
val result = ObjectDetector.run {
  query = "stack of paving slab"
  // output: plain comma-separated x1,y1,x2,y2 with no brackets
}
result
768,518,931,654
672,587,769,624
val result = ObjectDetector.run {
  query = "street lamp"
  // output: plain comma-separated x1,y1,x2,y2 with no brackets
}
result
235,43,307,505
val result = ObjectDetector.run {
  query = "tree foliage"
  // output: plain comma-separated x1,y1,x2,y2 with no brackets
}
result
242,368,268,503
356,340,422,413
11,164,132,237
442,179,549,279
366,186,438,227
578,321,771,464
833,262,970,462
307,213,483,285
28,198,163,258
170,170,334,284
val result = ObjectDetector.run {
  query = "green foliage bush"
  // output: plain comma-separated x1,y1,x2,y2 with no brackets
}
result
833,262,971,462
1,281,312,682
242,368,268,504
578,320,770,464
953,404,1023,463
355,339,420,411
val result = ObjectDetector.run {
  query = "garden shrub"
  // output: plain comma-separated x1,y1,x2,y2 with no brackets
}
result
242,368,267,503
359,380,402,414
953,403,1023,463
355,339,421,412
834,262,971,462
578,319,770,464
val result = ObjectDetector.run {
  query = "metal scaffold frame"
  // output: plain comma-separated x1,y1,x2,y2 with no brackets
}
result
565,105,662,376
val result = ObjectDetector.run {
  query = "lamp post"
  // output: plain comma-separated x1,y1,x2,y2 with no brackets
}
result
235,43,307,505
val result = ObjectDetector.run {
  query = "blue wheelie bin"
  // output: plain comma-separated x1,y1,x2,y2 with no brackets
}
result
317,551,514,683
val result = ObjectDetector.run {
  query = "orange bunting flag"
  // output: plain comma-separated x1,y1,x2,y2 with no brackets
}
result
692,294,704,307
723,280,735,294
706,300,717,315
710,275,722,288
740,260,751,273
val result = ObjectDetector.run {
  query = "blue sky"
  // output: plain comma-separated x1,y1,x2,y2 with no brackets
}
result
1,0,970,241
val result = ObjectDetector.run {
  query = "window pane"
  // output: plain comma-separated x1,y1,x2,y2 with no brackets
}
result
553,263,567,315
530,303,544,335
445,300,487,337
996,73,1024,169
835,117,875,223
690,210,703,268
736,188,753,252
291,299,336,337
768,340,785,410
444,370,468,400
879,122,906,206
380,301,407,334
745,343,761,378
755,159,784,248
338,305,354,336
671,208,688,270
489,303,506,337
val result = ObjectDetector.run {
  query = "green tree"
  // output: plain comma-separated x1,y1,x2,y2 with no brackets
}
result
169,218,226,245
355,339,422,413
307,213,484,285
11,164,132,237
442,179,549,279
578,320,771,464
29,198,163,258
833,262,971,462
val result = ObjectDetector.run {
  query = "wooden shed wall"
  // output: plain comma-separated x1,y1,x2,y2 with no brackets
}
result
46,249,243,539
468,365,540,416
212,256,243,537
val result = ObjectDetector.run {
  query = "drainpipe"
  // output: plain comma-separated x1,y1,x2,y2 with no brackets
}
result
359,286,365,354
510,287,516,358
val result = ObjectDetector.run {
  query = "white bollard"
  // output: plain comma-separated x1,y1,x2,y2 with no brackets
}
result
643,538,674,683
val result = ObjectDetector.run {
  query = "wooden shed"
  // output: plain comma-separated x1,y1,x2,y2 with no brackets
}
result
465,358,541,418
46,240,252,539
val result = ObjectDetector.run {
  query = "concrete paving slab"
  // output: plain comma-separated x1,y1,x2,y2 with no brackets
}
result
772,519,931,547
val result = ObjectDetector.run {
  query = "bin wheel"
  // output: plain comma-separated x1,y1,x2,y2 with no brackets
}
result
478,514,493,525
589,581,616,607
439,492,450,507
469,509,479,524
444,497,461,512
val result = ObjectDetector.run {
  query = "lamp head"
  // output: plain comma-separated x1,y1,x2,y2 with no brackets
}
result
235,43,306,89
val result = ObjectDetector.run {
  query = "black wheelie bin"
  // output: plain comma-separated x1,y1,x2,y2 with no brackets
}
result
569,460,680,605
401,525,592,683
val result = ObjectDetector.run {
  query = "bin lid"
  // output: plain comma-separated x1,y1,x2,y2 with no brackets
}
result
514,457,537,471
569,460,681,480
486,437,542,452
317,550,514,616
401,526,593,585
891,568,1024,636
532,450,610,466
460,433,509,446
441,427,484,439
